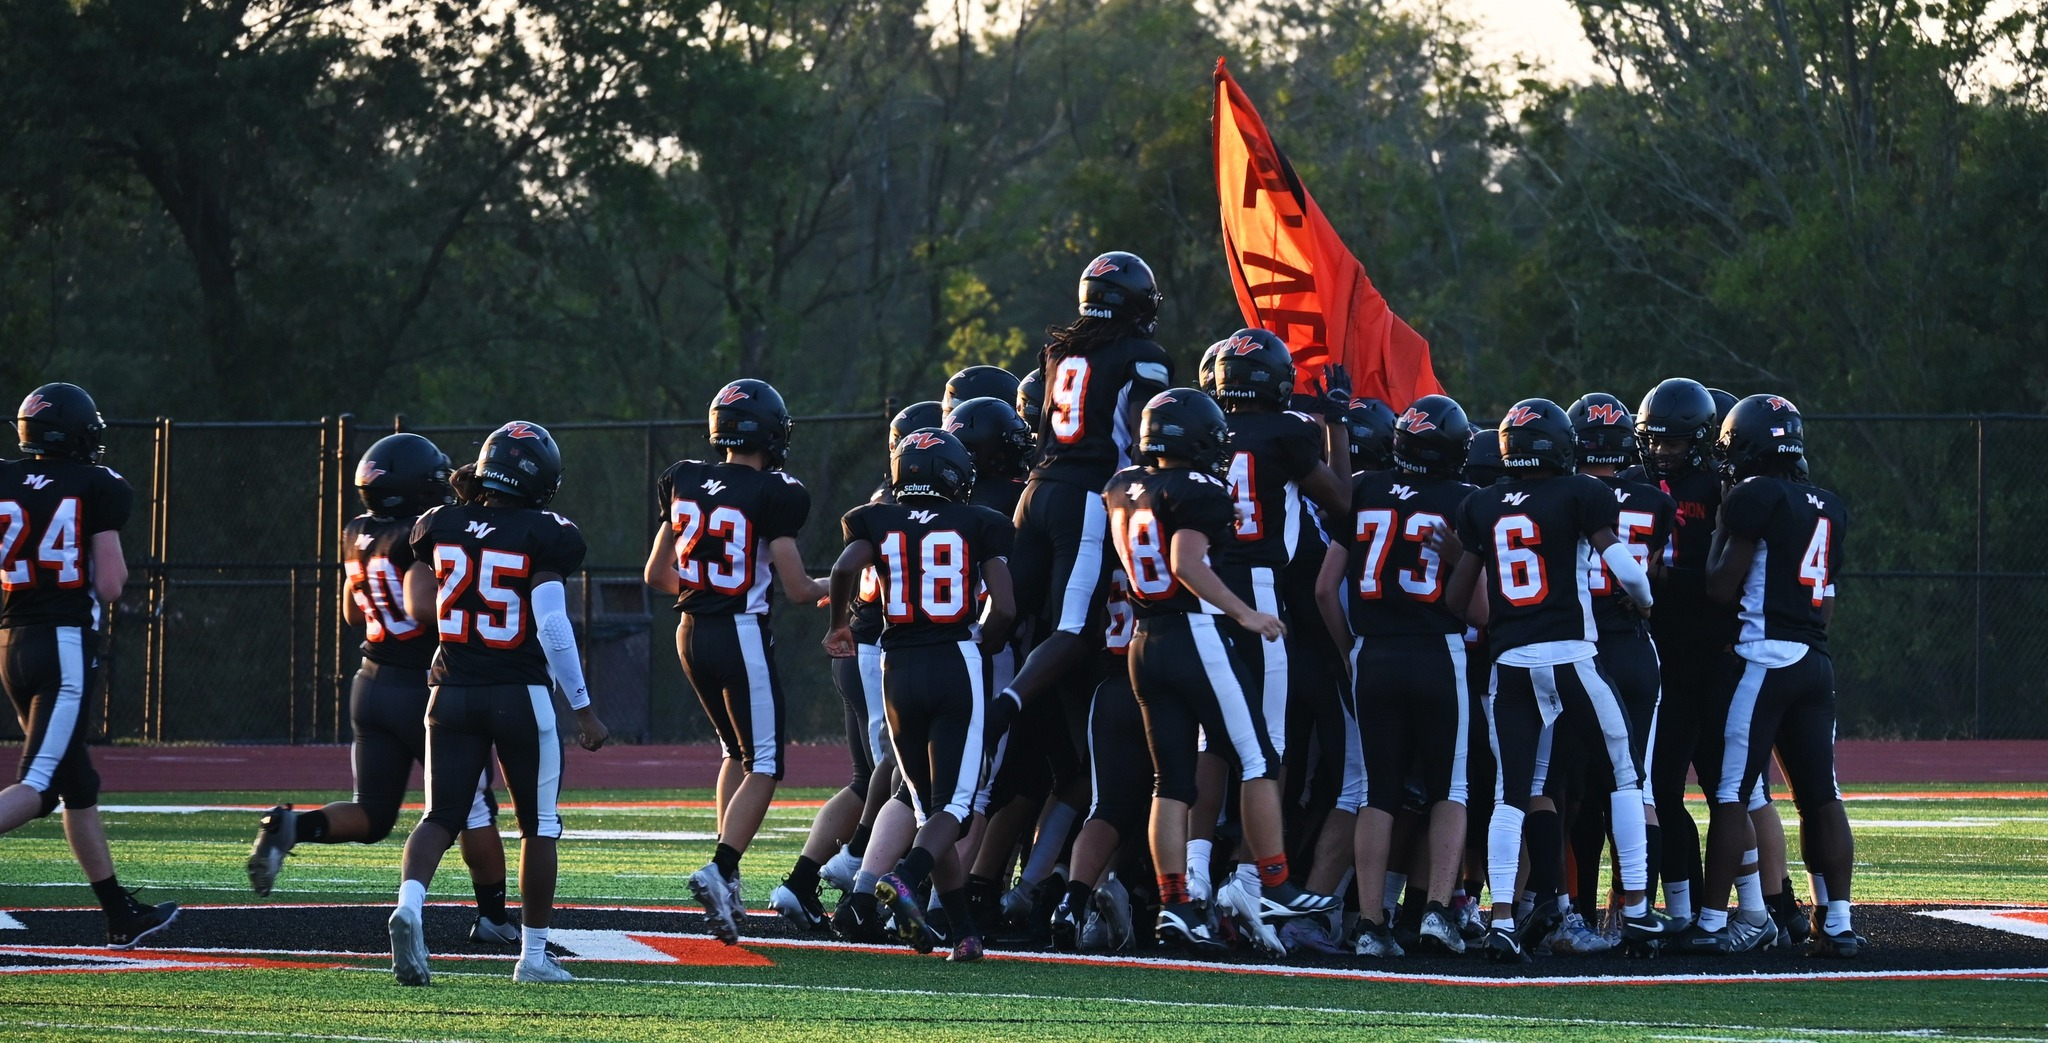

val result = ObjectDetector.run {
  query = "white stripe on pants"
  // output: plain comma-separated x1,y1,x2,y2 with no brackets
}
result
735,614,780,777
1250,566,1287,758
1056,492,1108,635
22,626,85,793
524,684,564,839
1189,615,1268,780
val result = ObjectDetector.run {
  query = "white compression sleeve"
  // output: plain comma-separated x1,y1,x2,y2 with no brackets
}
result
530,581,589,709
1600,542,1654,608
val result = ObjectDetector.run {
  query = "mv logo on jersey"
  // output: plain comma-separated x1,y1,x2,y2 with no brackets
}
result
21,474,52,491
1397,407,1436,433
897,432,946,451
1391,484,1418,501
465,520,496,539
1501,491,1531,506
356,533,375,550
700,479,727,496
1582,402,1626,426
908,510,938,524
1614,488,1632,503
1807,493,1827,510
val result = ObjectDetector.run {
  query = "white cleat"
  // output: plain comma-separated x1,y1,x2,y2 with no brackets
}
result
820,847,861,893
512,953,574,983
388,906,431,986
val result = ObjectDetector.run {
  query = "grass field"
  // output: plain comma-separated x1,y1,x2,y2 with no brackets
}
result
3,785,2046,1042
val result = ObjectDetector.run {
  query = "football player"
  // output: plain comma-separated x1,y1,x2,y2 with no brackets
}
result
1445,399,1680,962
247,433,512,944
642,379,829,945
0,383,178,949
1103,389,1338,955
824,428,1016,962
388,421,608,985
1049,565,1146,952
942,366,1022,418
1317,394,1476,957
989,252,1172,745
1689,395,1857,956
1343,399,1399,474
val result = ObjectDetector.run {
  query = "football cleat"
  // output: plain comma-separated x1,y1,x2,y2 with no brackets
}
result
832,892,890,944
997,883,1035,929
469,914,519,946
875,872,936,954
1517,892,1564,947
388,905,431,986
689,864,740,945
1668,922,1734,955
512,953,575,983
1812,927,1864,959
246,804,296,897
106,892,179,951
1540,911,1613,955
769,881,828,931
1279,914,1346,956
1771,897,1813,948
819,847,861,893
1091,877,1134,953
1727,913,1779,953
1219,877,1284,957
1050,897,1081,951
1352,920,1406,958
1416,903,1467,955
1451,894,1487,940
947,934,986,963
1156,902,1227,957
1622,905,1686,941
1483,924,1528,964
1258,881,1340,921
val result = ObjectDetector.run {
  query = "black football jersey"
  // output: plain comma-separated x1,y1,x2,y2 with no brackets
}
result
841,500,1014,648
1345,471,1476,636
656,460,812,616
0,459,133,630
1719,477,1848,651
849,477,891,645
410,504,588,687
971,474,1026,521
1455,474,1619,654
1587,476,1676,635
1101,465,1234,619
345,512,434,670
1216,409,1325,569
1032,338,1173,488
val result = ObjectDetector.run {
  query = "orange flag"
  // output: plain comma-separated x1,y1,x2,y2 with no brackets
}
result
1213,58,1444,410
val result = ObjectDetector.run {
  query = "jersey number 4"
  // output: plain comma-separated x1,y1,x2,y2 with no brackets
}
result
1798,517,1832,606
0,498,85,591
433,547,531,647
877,530,970,623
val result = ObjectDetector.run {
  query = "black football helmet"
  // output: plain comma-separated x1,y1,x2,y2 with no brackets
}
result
889,400,944,450
1392,394,1473,477
1077,251,1163,334
1464,428,1506,487
476,421,563,506
942,366,1021,416
943,397,1032,481
357,433,453,515
710,378,793,467
1196,339,1224,394
1499,398,1576,472
1211,328,1294,410
18,383,106,463
1715,394,1805,481
1707,387,1739,427
1016,369,1044,433
1635,377,1717,476
891,427,975,503
1568,392,1636,467
1344,397,1398,473
1137,388,1230,474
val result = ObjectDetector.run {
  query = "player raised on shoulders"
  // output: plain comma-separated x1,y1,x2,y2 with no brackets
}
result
387,421,607,986
823,428,1016,962
0,383,178,950
643,379,829,945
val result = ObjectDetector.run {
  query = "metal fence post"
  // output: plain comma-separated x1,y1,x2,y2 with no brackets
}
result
149,417,172,742
333,413,354,743
1975,416,1989,739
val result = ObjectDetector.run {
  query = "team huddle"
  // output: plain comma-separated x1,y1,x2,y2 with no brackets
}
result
0,249,1860,985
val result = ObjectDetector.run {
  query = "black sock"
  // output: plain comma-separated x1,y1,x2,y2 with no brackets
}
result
897,847,937,890
714,843,743,881
790,855,821,891
1525,809,1564,897
1644,823,1664,903
939,888,976,941
849,823,874,858
90,875,128,913
1399,889,1428,931
296,810,330,844
1064,879,1093,914
474,880,508,922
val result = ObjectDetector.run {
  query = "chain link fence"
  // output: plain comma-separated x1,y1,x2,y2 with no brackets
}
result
6,412,2043,746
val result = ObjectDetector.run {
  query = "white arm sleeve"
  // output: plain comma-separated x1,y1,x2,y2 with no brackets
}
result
1600,542,1654,609
530,580,590,710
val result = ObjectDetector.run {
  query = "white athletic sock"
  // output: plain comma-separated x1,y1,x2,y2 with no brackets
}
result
1235,861,1258,891
1825,900,1852,934
1735,858,1765,917
1697,907,1729,931
398,879,427,917
522,925,549,962
1186,839,1213,902
1609,790,1649,892
854,870,879,895
1384,871,1408,910
1493,916,1517,934
1624,897,1648,918
1487,806,1526,914
1665,880,1692,921
1021,803,1079,884
1557,892,1574,915
1810,872,1830,906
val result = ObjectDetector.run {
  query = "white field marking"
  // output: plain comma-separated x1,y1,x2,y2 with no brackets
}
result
544,929,682,963
558,829,722,841
0,910,24,930
87,802,827,815
375,968,2048,1042
1653,1037,1826,1043
1850,819,2048,829
1,1021,485,1043
1918,909,2048,942
0,950,260,974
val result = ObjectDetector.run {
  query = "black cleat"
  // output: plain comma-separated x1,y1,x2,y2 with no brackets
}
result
1483,925,1529,964
1811,926,1864,959
106,892,180,951
1050,897,1080,951
1156,902,1228,957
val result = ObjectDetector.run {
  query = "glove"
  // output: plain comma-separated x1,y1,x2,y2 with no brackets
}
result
450,463,484,506
984,689,1023,753
1314,362,1353,419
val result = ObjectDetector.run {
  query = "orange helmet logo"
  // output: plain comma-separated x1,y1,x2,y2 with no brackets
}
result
898,432,946,451
1085,257,1122,278
1398,407,1437,433
1504,405,1543,427
19,394,52,418
501,421,540,440
716,385,751,406
1584,403,1625,426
